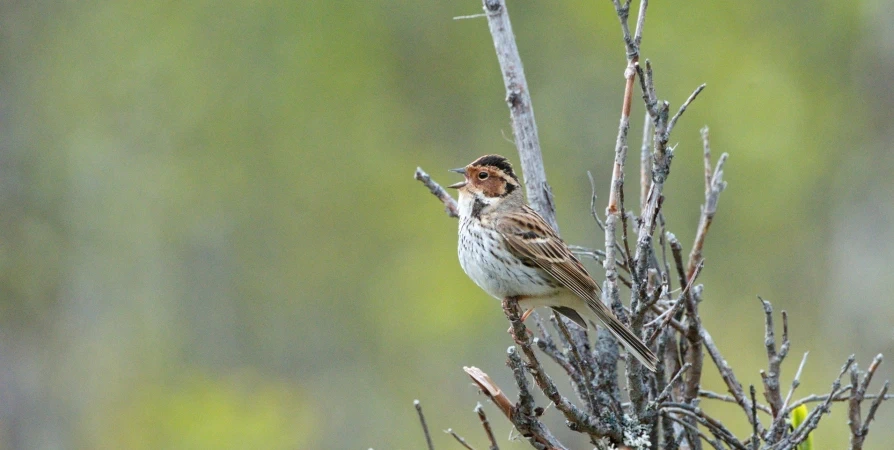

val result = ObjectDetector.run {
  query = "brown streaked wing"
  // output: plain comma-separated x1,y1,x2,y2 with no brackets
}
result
497,205,659,371
496,206,601,304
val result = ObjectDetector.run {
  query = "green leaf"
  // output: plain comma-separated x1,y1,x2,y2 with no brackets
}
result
791,404,814,450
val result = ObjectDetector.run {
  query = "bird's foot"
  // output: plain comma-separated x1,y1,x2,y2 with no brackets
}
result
507,308,536,335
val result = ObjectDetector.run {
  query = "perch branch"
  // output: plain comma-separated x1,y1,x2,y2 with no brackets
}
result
482,0,557,229
503,298,624,444
415,167,459,218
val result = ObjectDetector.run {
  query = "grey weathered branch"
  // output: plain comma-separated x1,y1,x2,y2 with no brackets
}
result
687,129,727,279
482,0,556,230
772,356,855,450
847,354,888,450
502,298,624,445
415,167,459,218
760,298,791,442
702,327,766,434
464,365,564,449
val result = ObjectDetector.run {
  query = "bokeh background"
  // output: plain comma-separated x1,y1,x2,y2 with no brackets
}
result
1,0,892,448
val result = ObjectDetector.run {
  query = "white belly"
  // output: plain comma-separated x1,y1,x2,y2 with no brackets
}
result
458,218,559,300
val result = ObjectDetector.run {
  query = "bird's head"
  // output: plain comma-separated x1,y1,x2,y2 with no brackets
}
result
449,154,520,197
448,155,522,214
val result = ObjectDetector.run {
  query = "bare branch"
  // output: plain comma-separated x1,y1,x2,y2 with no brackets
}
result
699,389,772,415
415,400,436,450
640,112,652,211
464,367,513,418
702,328,766,434
464,365,565,449
507,346,536,418
860,381,889,444
750,385,760,449
666,84,706,138
700,126,712,194
445,429,476,450
482,0,556,229
777,356,855,450
663,403,748,450
848,354,887,449
645,260,703,345
662,412,725,450
759,297,786,421
786,389,892,410
502,298,622,444
687,146,728,278
415,168,460,218
653,363,692,405
779,352,809,419
475,403,500,450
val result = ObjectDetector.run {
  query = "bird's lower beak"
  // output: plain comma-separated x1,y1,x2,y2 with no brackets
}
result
448,167,467,189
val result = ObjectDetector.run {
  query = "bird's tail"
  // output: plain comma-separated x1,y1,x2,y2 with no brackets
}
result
584,300,658,372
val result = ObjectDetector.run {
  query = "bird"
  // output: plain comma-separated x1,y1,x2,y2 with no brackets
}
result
448,154,658,371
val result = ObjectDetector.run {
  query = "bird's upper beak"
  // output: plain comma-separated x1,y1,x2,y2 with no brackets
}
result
447,167,467,189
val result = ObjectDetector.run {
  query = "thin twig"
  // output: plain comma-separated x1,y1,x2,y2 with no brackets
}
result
701,126,712,194
778,352,809,427
454,13,486,20
860,381,889,443
702,328,765,434
415,400,436,450
645,260,703,344
775,356,855,450
687,132,727,279
699,390,772,415
666,84,706,138
786,389,893,410
848,353,887,449
749,385,760,449
663,412,724,450
653,363,692,406
415,168,460,218
640,112,652,212
475,403,500,450
758,297,787,434
663,403,748,450
445,429,476,450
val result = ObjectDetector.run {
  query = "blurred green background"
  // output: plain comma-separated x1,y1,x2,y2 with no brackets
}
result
1,0,891,448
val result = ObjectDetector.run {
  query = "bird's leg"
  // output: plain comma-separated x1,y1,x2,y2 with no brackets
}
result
504,296,535,336
520,308,535,322
507,309,536,335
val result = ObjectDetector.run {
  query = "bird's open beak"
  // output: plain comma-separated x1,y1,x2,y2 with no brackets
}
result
447,167,467,189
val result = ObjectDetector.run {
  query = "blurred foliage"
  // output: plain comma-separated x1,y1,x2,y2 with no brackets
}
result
0,0,890,449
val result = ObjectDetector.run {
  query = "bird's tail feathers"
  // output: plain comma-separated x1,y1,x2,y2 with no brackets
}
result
584,302,658,372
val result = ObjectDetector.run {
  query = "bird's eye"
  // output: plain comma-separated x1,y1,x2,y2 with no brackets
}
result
478,172,489,180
